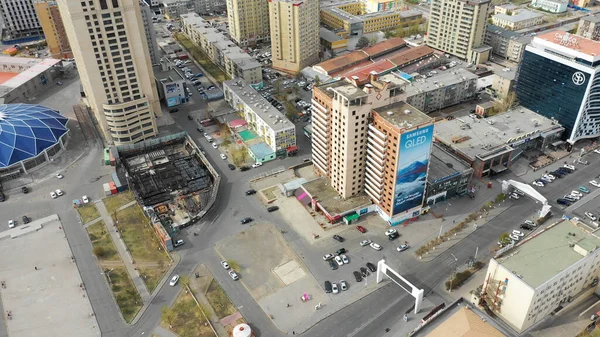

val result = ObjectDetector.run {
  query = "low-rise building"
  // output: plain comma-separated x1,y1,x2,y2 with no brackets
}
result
492,69,516,98
0,57,63,104
223,79,297,158
478,219,600,332
163,0,191,19
485,24,532,63
530,0,567,13
153,62,188,107
493,3,518,15
577,14,600,41
181,13,262,83
425,143,473,205
492,9,544,31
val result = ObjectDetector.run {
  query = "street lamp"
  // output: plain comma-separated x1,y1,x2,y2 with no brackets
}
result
103,268,114,285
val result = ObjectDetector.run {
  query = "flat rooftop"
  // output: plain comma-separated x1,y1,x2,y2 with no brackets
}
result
404,68,478,96
496,219,600,288
372,101,432,127
428,143,471,182
535,30,600,59
581,14,600,24
0,215,99,337
433,106,562,161
493,10,542,23
0,57,61,97
302,177,372,215
424,305,507,337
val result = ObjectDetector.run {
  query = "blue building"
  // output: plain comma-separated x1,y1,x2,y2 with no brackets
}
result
516,30,600,144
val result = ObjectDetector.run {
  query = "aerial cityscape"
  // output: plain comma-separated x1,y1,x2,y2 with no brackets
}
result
2,0,600,336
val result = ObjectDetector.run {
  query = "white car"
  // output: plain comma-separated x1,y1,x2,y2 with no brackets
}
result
542,174,555,181
585,212,598,221
220,153,227,160
532,181,544,187
212,143,218,149
385,228,397,236
341,254,349,264
332,282,339,294
512,230,524,237
572,190,583,197
221,261,230,269
169,275,180,286
82,195,89,204
56,173,64,179
55,189,64,196
359,239,372,247
252,162,263,168
370,242,382,251
590,180,600,188
510,193,520,200
509,234,520,241
564,164,576,170
323,253,334,261
50,191,57,199
8,220,14,228
524,220,536,227
594,149,600,154
340,280,348,291
334,256,344,266
229,270,239,280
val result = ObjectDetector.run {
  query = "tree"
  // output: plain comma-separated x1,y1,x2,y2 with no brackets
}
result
93,246,106,258
314,75,321,85
273,78,283,94
368,36,379,46
230,147,248,166
284,101,299,121
498,232,511,246
356,36,370,49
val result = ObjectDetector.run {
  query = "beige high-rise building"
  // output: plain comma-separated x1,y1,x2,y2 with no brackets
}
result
34,0,73,59
57,0,162,145
268,0,320,74
226,0,270,46
426,0,491,64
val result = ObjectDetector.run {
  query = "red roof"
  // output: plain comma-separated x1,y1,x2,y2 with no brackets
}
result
387,46,435,67
362,38,406,58
313,50,369,74
229,119,248,128
342,59,396,84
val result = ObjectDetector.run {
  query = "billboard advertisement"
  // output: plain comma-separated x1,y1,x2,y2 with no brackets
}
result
392,124,433,216
166,96,180,107
165,83,178,93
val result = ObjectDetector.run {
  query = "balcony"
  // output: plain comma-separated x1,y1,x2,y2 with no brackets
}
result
365,185,381,202
311,99,328,114
365,157,384,173
367,146,385,161
313,156,328,174
365,172,383,190
313,114,328,129
368,124,386,140
367,141,386,157
365,165,383,182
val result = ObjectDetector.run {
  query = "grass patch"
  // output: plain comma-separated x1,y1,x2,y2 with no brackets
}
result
104,190,136,214
174,33,230,83
107,267,143,323
263,186,278,201
205,279,236,319
139,264,170,294
161,292,215,337
78,204,101,223
116,204,169,263
87,221,119,261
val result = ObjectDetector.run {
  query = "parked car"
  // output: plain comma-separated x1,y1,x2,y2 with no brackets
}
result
329,259,338,270
333,235,344,242
56,173,64,179
220,153,227,160
336,248,346,255
212,143,218,149
360,267,370,277
252,162,263,168
267,206,279,212
510,193,521,199
590,180,600,188
520,224,534,230
564,164,576,171
324,281,332,293
245,189,256,195
388,232,399,240
221,261,230,269
579,186,590,194
22,215,29,224
240,166,250,171
169,275,180,286
228,164,236,170
532,181,544,187
21,186,28,194
340,280,348,291
55,189,64,196
509,234,520,241
572,190,583,197
50,191,57,199
187,115,193,120
353,271,362,282
397,244,409,252
524,220,536,227
335,256,343,266
240,217,253,224
341,254,349,264
229,270,239,280
557,198,572,206
385,228,397,236
174,239,184,247
82,195,90,203
585,212,598,221
356,225,366,233
360,239,372,247
512,230,524,237
332,282,339,294
370,242,382,251
366,262,377,272
323,253,334,261
8,219,15,228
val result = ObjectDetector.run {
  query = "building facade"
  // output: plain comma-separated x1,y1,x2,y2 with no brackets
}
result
426,0,490,64
425,143,473,205
57,0,161,145
485,25,532,63
530,0,567,13
269,0,320,74
0,0,43,40
139,0,160,64
226,0,270,46
491,10,544,31
34,0,72,59
516,30,600,143
577,15,600,41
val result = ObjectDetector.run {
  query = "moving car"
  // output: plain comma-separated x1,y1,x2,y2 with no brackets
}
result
240,217,253,224
323,253,334,261
22,215,29,224
252,162,263,168
245,189,256,195
267,206,279,212
370,242,382,251
169,275,180,286
220,153,227,160
340,280,348,291
333,235,344,242
8,219,15,228
341,254,349,264
229,270,239,280
82,195,89,204
174,239,184,247
353,271,362,282
585,212,598,221
332,283,339,294
56,173,64,179
385,228,397,236
579,186,590,194
360,239,372,247
590,180,600,188
324,280,332,293
221,261,230,269
334,256,344,266
356,225,366,233
228,164,236,170
397,244,409,252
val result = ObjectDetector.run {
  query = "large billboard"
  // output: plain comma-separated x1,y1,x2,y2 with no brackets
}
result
166,96,180,107
392,124,433,216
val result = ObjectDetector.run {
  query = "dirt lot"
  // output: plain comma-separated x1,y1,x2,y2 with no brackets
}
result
215,222,303,301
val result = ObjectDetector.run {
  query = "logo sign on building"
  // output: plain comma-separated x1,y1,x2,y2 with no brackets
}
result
392,124,434,216
554,32,579,48
572,72,586,86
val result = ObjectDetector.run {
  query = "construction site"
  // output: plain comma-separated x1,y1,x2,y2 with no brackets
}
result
116,132,220,234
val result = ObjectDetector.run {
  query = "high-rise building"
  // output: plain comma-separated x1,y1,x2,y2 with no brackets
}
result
226,0,270,46
268,0,320,74
0,0,43,40
139,0,160,64
426,0,490,64
34,0,72,59
516,30,600,143
57,0,161,145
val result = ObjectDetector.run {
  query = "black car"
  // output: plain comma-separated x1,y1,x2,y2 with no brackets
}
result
228,164,236,170
240,166,250,172
520,224,534,230
561,167,574,173
267,206,279,212
22,215,29,224
187,115,193,120
324,280,332,293
21,186,28,194
353,271,363,282
550,171,563,178
556,168,569,174
241,217,253,224
197,127,204,132
557,198,571,205
245,189,256,195
360,267,370,277
169,108,178,113
336,248,346,255
366,262,377,272
388,232,399,240
333,235,345,242
328,259,338,270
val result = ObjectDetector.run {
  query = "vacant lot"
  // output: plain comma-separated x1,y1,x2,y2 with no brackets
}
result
139,264,170,293
87,221,119,261
78,204,101,223
175,33,229,83
161,292,215,337
205,279,236,319
108,267,142,323
104,190,136,214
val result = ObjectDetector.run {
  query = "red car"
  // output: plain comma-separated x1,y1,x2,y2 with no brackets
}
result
356,226,366,233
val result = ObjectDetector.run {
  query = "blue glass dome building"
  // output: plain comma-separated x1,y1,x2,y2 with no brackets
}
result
0,104,69,170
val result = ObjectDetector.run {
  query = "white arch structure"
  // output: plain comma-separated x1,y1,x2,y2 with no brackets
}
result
502,179,552,218
376,260,424,314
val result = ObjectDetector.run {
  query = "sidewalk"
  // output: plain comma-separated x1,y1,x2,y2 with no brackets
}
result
94,200,151,303
187,264,231,337
153,325,179,337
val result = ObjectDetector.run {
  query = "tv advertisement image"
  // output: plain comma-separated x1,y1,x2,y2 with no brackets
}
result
392,124,433,216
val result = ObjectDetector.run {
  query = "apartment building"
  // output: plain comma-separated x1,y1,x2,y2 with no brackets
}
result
139,0,160,64
34,0,72,59
491,9,544,31
269,0,320,74
577,14,600,41
57,0,161,145
530,0,567,13
226,0,270,46
478,219,600,332
485,24,532,63
0,0,43,40
181,13,262,83
426,0,490,64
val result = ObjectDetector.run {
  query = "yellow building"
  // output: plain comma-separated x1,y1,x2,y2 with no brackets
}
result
34,0,73,59
226,0,270,46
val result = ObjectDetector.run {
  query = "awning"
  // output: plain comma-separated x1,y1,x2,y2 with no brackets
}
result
491,165,508,173
287,145,298,153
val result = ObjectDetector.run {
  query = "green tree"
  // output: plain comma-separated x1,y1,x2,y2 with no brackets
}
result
499,232,511,246
284,101,299,120
368,36,379,46
314,75,321,85
273,78,283,94
356,36,370,49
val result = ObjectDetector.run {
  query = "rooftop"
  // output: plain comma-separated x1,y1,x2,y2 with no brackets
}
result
404,68,478,96
486,24,523,39
425,306,507,337
323,7,363,24
302,177,372,215
534,30,600,59
320,27,344,43
362,37,406,58
387,45,435,67
433,106,563,161
494,68,517,81
372,101,432,127
342,59,397,83
493,10,543,23
0,58,61,97
313,50,369,74
428,143,472,182
581,14,600,24
496,219,600,288
224,79,294,131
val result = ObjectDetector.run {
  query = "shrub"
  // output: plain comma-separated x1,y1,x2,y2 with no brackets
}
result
446,270,473,290
93,246,106,258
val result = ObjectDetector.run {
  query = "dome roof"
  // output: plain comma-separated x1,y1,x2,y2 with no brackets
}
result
232,323,252,337
0,104,68,168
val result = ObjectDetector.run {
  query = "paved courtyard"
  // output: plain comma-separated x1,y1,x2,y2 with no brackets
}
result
0,215,99,337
